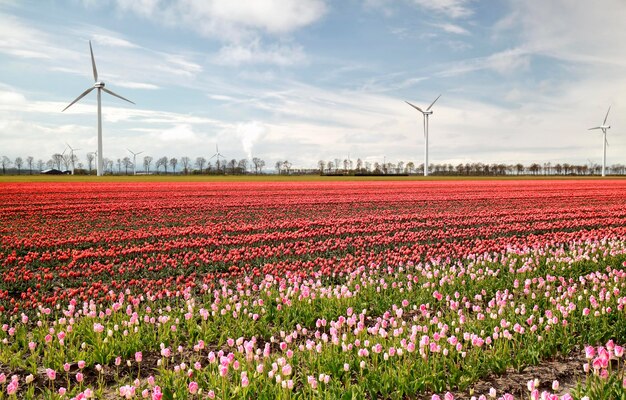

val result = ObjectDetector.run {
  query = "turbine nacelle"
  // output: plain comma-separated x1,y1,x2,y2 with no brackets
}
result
94,81,105,88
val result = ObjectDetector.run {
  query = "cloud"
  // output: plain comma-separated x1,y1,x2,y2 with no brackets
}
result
159,124,198,142
91,33,138,48
110,0,327,41
432,22,470,35
213,40,306,66
115,81,160,90
408,0,473,19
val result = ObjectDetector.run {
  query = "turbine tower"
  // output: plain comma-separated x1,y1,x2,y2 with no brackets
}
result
405,95,441,176
210,145,226,174
128,149,143,175
588,106,612,177
65,142,81,175
62,41,135,176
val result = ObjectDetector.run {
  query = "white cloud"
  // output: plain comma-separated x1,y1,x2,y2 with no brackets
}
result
115,81,160,90
213,40,306,66
433,22,469,35
91,33,138,48
409,0,473,19
110,0,326,41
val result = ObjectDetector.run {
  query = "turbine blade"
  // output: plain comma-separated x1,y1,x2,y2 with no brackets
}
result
89,41,98,82
426,94,441,111
137,151,143,155
405,101,424,113
603,106,611,125
588,127,602,130
102,88,135,105
62,87,95,111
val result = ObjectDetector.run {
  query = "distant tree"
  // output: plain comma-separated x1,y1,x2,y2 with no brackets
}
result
515,163,524,175
318,160,325,174
86,153,95,174
52,153,63,170
238,159,248,174
365,161,372,172
1,156,11,174
252,157,263,174
195,157,206,174
180,156,191,174
14,157,23,174
117,158,122,174
228,159,237,174
343,159,349,172
405,161,415,174
334,158,341,173
36,159,44,172
156,156,168,174
62,154,72,171
283,160,292,175
275,161,282,174
397,161,404,174
327,161,334,173
356,158,363,173
169,157,178,174
104,158,114,174
529,163,541,175
122,157,132,175
257,159,265,173
143,156,153,174
46,159,54,169
26,156,34,174
373,162,381,173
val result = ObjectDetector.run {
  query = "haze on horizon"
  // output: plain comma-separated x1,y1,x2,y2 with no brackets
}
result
0,0,625,170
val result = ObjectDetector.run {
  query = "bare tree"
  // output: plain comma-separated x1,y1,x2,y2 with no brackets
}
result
195,157,206,174
257,159,265,173
405,161,415,174
283,160,292,175
143,156,153,174
180,156,190,174
14,157,23,174
1,156,12,174
122,157,132,175
169,157,178,174
228,159,237,174
156,156,169,174
238,159,248,174
343,159,349,172
334,158,341,173
36,159,44,172
26,156,34,174
356,158,363,173
275,161,282,174
252,157,265,174
61,154,71,170
327,161,334,173
117,158,122,174
86,153,95,174
52,153,63,170
318,160,325,174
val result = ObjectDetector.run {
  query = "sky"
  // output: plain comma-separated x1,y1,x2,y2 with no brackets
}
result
1,0,625,170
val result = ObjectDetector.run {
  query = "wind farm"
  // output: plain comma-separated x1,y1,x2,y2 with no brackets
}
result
1,2,626,400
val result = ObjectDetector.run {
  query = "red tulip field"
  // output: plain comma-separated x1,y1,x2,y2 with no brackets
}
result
1,179,626,399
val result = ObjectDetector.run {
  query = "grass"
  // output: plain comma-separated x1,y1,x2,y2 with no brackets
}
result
0,174,624,183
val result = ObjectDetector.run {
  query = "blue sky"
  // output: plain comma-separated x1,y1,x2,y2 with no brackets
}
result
1,0,625,170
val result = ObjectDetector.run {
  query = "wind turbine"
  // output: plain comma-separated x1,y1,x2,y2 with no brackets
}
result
588,106,611,177
210,145,226,173
405,94,441,176
127,149,143,175
62,41,135,177
65,143,80,174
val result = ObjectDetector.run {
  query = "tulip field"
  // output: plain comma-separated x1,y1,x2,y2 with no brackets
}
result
1,179,626,399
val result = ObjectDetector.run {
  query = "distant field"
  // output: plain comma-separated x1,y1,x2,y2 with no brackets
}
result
0,174,622,183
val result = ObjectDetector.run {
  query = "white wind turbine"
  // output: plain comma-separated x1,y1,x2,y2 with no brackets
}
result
62,41,135,176
210,145,226,173
65,143,80,175
588,106,612,177
127,149,143,175
405,95,441,176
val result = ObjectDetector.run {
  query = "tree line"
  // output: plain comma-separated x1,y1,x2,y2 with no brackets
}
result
1,154,625,176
